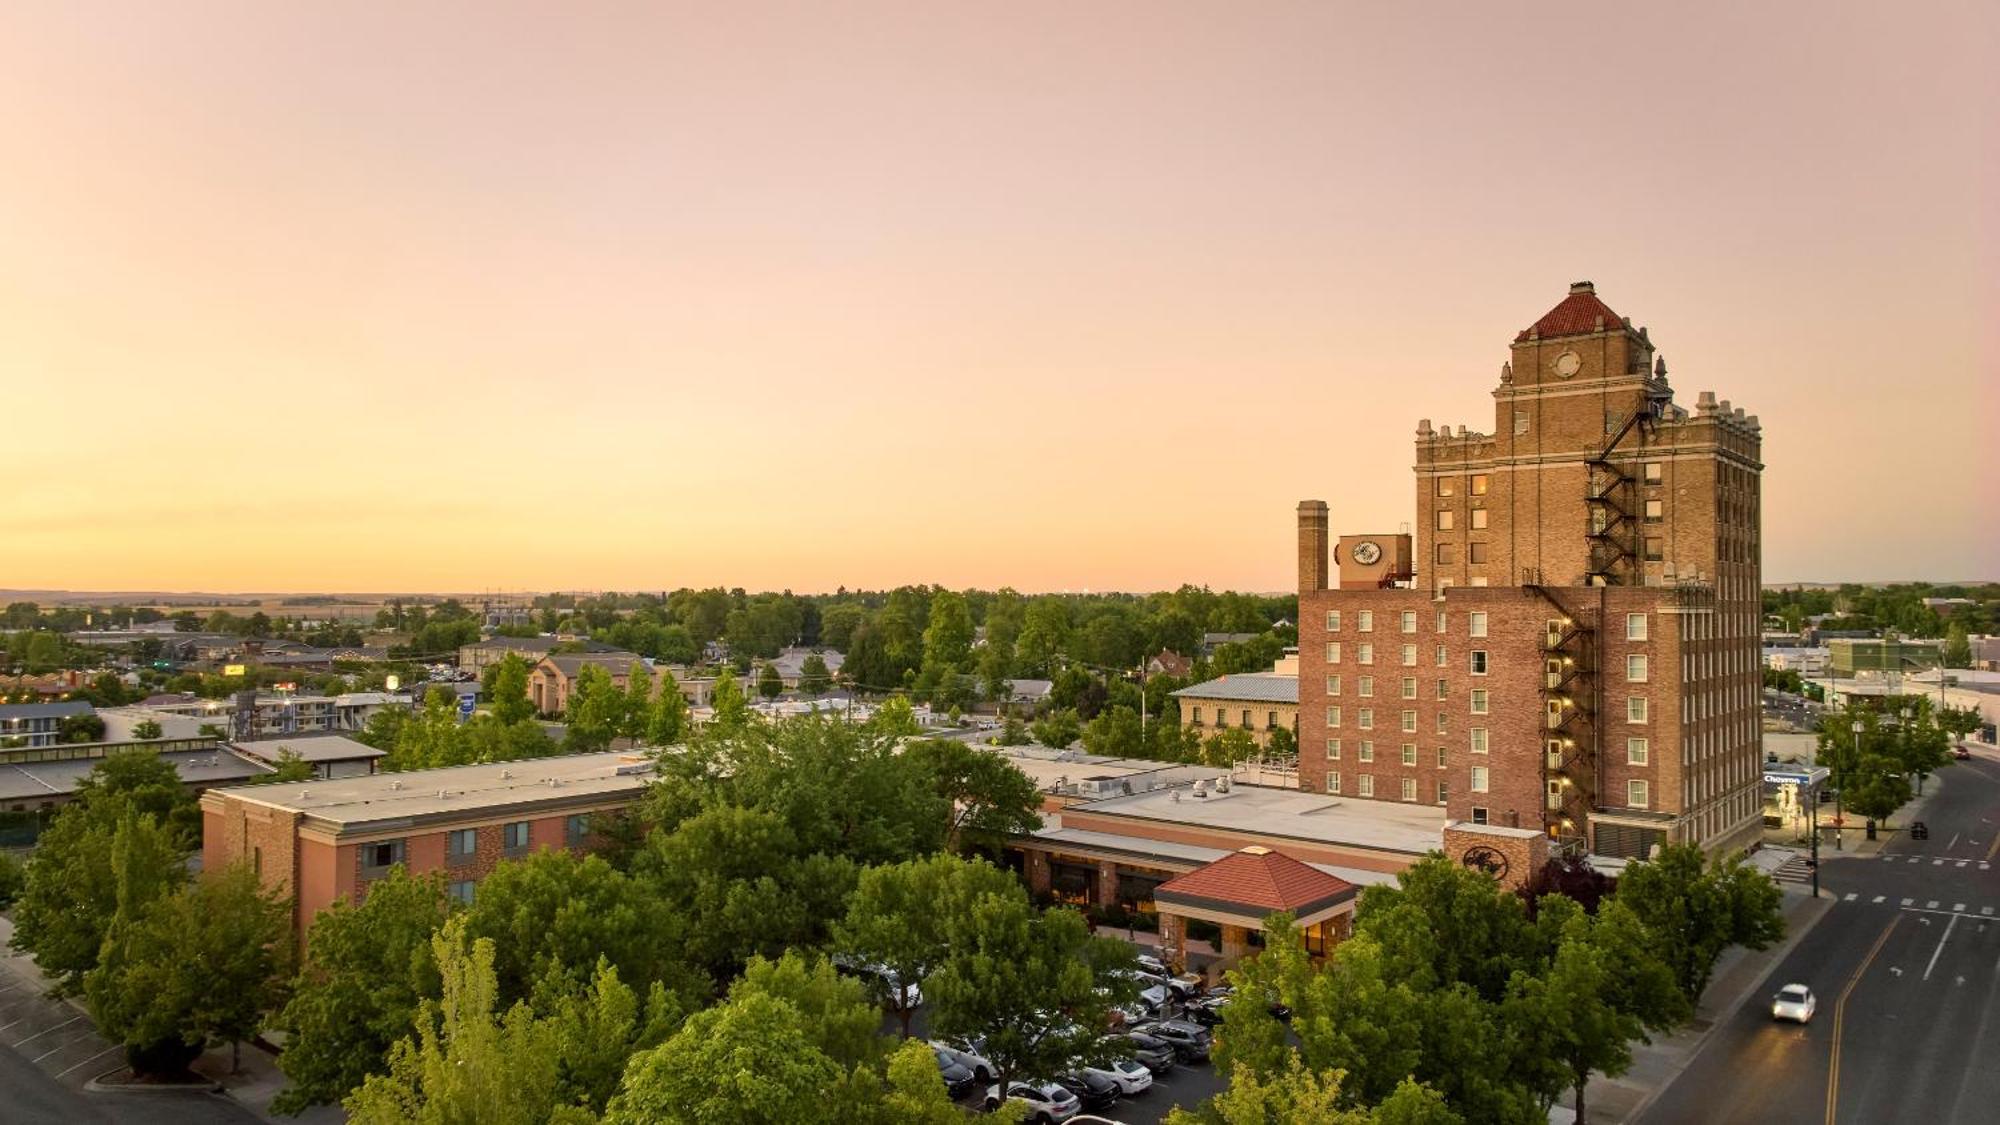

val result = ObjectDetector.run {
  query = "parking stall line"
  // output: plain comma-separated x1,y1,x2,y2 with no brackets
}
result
53,1043,122,1079
33,1028,100,1064
13,1015,80,1046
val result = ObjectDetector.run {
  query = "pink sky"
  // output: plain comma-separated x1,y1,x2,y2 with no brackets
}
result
2,2,1993,593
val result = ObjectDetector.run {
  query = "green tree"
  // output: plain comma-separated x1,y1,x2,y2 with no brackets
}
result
1943,621,1972,668
69,746,203,846
880,1035,992,1124
251,747,316,784
537,957,684,1115
758,660,784,700
1201,727,1261,767
1030,708,1081,750
731,950,884,1069
835,853,1024,1036
1615,843,1784,1006
482,654,537,726
1081,704,1145,757
620,663,656,742
646,668,691,745
799,653,833,695
0,852,22,908
462,849,690,1006
709,667,750,728
60,710,107,743
604,990,844,1125
273,867,451,1113
564,663,627,753
131,718,164,740
900,740,1044,854
85,863,293,1077
867,694,920,738
8,803,189,996
345,917,591,1125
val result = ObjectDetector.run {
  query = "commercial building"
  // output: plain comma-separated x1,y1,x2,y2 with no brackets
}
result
1827,637,1942,678
200,751,656,939
229,734,385,780
0,701,95,748
1296,282,1765,859
1171,655,1300,747
2,737,270,814
457,635,621,675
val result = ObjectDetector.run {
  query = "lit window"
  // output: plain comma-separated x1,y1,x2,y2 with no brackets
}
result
1643,462,1663,484
1628,738,1649,765
1627,613,1648,641
1469,728,1489,754
1326,610,1341,632
1628,779,1650,809
1436,477,1456,497
1357,610,1374,632
1470,689,1489,715
1644,499,1663,523
1326,675,1342,695
1470,508,1488,530
1470,474,1488,496
1471,766,1489,793
1326,642,1342,663
1359,775,1376,797
1627,654,1649,683
1469,612,1488,638
1470,650,1488,675
1436,510,1455,531
1401,777,1417,802
1358,741,1375,763
1628,697,1648,724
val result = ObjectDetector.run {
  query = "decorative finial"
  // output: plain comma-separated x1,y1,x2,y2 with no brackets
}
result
1500,360,1512,384
1654,355,1667,379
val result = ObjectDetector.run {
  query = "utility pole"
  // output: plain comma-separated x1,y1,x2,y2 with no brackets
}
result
1808,775,1821,898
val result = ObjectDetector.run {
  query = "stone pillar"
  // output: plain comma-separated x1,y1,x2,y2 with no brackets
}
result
1219,924,1252,968
1025,851,1051,896
1096,860,1120,909
1158,912,1187,971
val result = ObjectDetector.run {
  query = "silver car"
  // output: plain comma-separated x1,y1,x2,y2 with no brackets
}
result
1771,983,1816,1023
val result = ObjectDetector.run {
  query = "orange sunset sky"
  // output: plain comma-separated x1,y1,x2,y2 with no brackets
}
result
2,2,1994,594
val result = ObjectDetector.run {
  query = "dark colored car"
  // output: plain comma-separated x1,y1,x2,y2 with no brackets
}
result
1911,821,1931,840
1183,999,1226,1027
1057,1070,1121,1112
1122,1032,1177,1074
933,1047,977,1098
1138,1019,1212,1062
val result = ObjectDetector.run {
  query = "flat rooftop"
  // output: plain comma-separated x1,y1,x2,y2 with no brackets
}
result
1064,781,1445,855
230,734,386,764
0,749,270,803
205,750,655,832
989,745,1229,793
1030,820,1401,888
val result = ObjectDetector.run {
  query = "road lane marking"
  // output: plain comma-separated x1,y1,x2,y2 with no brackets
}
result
1957,861,1968,869
1828,914,1902,1125
1950,833,1962,849
1955,903,1966,912
1872,896,1885,904
1933,859,1945,866
1983,907,1994,917
1909,857,1922,864
1902,898,1914,906
1844,893,1857,901
1928,900,1940,909
1924,913,1962,981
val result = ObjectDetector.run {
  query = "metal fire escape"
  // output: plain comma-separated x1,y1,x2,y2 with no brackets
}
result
1536,605,1596,854
1584,407,1645,586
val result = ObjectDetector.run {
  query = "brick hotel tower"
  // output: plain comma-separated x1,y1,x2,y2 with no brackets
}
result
1298,283,1764,857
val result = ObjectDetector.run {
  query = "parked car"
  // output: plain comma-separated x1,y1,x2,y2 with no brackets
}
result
832,956,923,1009
1953,744,1973,760
1134,1019,1211,1062
1084,1058,1154,1096
933,1048,977,1098
985,1080,1081,1123
1136,984,1170,1014
1183,999,1226,1027
1133,953,1169,977
1203,984,1290,1021
1166,971,1205,999
1771,983,1817,1023
932,1038,996,1082
1121,1032,1177,1074
1056,1070,1121,1112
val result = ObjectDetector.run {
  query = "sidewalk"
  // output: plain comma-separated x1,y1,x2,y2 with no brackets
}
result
1581,887,1833,1122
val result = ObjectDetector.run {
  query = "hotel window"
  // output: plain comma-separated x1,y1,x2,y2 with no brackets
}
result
1437,780,1449,804
1644,537,1663,561
1326,675,1341,695
1268,710,1279,729
1470,473,1489,495
1644,499,1663,523
1326,706,1341,728
1191,706,1203,725
1627,654,1650,682
1468,542,1488,564
1436,544,1456,565
1401,777,1417,802
1401,743,1417,766
1643,461,1663,484
1470,508,1488,530
1514,410,1529,435
1359,775,1376,797
1436,745,1448,767
1435,679,1449,701
1470,727,1489,754
1326,739,1342,760
1469,611,1488,638
1401,676,1417,699
446,828,477,866
1358,708,1374,730
503,821,531,854
1470,689,1489,715
1401,644,1417,666
1329,772,1343,794
1628,697,1648,724
1358,741,1375,763
1240,709,1252,728
1436,477,1456,497
1358,643,1374,665
1401,611,1417,634
566,814,590,845
1436,712,1449,733
1326,610,1342,632
361,839,406,875
1470,766,1490,793
1469,650,1488,675
1358,676,1374,697
1436,510,1455,531
1357,610,1374,632
1628,779,1650,809
1628,737,1649,765
1472,806,1489,825
1216,711,1228,728
1401,710,1417,733
449,880,476,905
1326,642,1342,663
1435,611,1447,633
1605,409,1622,435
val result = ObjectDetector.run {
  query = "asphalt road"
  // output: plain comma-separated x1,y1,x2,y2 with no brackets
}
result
1641,748,2000,1125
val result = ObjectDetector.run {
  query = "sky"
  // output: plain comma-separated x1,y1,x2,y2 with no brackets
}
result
2,1,1994,594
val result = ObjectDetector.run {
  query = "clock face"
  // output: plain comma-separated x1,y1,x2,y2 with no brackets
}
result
1554,351,1582,379
1352,541,1382,566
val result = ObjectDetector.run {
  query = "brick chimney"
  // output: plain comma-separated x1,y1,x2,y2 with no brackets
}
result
1297,500,1330,594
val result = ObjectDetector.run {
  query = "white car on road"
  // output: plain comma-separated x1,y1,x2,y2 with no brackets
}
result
1771,983,1816,1023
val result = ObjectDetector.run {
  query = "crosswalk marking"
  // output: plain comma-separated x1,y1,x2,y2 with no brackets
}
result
1872,895,1886,904
1954,903,1966,912
1956,861,1968,869
1843,892,1857,901
1982,863,1991,871
1909,857,1922,864
1902,898,1915,906
1928,900,1940,909
1983,907,1994,917
1933,859,1945,866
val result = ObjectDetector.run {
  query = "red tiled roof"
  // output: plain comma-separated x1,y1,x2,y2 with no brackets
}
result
1516,282,1625,341
1154,847,1356,913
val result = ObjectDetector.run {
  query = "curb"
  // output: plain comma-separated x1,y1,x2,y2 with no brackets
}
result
1609,889,1835,1123
84,1069,224,1095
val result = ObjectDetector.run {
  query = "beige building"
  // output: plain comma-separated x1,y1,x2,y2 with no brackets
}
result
1298,283,1764,859
1171,653,1299,746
